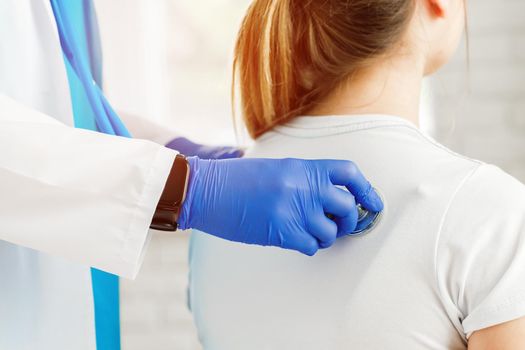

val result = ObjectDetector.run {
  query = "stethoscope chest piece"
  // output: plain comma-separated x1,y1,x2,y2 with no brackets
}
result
349,203,383,236
346,188,384,237
327,188,384,237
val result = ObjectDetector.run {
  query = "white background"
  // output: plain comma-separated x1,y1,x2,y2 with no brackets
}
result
94,0,525,349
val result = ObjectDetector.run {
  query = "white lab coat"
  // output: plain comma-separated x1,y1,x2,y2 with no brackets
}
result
0,1,179,348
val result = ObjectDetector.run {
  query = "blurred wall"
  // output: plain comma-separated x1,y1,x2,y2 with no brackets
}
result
94,1,171,125
94,1,525,350
430,0,525,182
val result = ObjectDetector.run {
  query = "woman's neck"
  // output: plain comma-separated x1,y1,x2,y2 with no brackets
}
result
307,53,425,126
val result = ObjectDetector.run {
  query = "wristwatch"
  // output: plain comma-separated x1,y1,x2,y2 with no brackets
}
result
150,154,190,231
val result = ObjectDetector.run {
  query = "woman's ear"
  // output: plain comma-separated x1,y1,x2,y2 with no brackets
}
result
427,0,446,18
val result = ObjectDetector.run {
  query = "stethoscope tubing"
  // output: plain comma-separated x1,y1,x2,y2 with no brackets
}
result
50,0,131,137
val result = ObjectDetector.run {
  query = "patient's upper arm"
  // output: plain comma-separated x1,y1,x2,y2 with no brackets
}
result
468,317,525,350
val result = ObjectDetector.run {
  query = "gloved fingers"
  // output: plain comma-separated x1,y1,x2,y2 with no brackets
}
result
322,187,360,237
165,137,200,156
322,160,383,212
165,137,244,160
282,231,320,256
322,186,357,218
333,206,359,238
307,213,338,249
205,146,245,160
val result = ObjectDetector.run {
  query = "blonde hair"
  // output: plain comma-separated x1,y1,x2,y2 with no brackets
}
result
233,0,416,139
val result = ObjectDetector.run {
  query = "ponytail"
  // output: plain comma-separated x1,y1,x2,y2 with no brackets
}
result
233,0,415,139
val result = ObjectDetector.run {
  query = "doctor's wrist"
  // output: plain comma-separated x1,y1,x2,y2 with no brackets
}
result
177,156,198,230
150,154,192,231
177,157,215,231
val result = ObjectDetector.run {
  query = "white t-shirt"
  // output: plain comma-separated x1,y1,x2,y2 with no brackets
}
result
188,115,525,349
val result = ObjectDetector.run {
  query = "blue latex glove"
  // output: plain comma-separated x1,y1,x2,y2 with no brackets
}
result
166,137,243,159
178,157,383,256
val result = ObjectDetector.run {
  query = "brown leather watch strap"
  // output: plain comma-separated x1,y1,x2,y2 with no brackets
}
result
150,154,190,231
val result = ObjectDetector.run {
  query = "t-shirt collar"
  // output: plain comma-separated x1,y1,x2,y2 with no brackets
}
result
272,114,419,138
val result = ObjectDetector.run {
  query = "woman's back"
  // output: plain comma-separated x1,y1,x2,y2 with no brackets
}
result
189,115,525,349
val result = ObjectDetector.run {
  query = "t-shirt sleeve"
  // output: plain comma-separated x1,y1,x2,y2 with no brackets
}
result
436,164,525,339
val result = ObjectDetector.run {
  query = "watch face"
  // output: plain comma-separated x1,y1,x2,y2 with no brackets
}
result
176,155,190,204
165,155,190,206
150,155,190,231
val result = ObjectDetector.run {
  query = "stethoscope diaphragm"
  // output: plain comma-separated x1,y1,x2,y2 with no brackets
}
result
349,203,382,236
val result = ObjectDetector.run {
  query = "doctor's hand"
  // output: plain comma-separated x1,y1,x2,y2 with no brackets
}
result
177,157,383,255
166,137,243,159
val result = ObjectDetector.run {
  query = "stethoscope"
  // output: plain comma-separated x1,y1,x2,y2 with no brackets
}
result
49,0,130,137
353,201,382,235
328,188,383,237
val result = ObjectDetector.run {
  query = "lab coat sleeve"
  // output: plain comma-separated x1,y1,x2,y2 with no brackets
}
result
0,94,177,279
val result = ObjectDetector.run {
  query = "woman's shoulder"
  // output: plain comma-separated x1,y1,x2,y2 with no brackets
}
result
439,162,525,237
435,163,525,337
460,163,525,212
